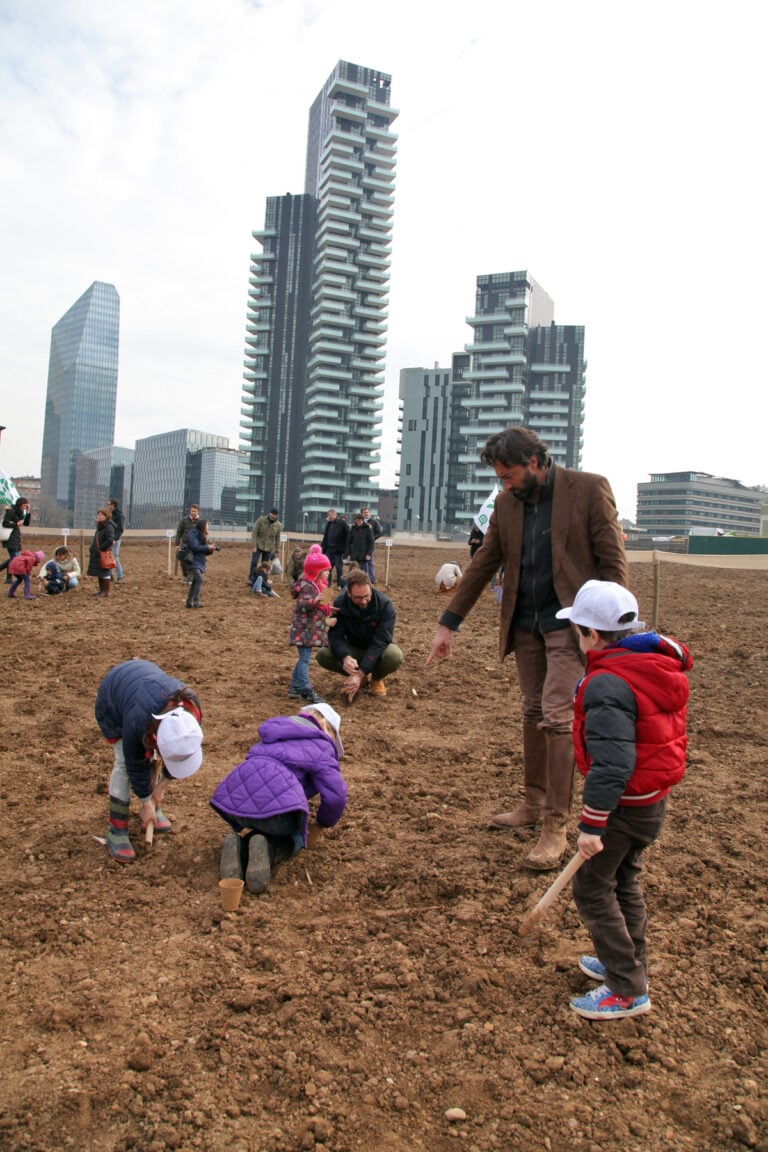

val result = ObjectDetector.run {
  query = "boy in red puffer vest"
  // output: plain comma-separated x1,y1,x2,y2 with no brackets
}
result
555,580,693,1021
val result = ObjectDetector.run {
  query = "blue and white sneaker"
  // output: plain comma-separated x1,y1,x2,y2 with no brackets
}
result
570,983,651,1020
578,955,607,981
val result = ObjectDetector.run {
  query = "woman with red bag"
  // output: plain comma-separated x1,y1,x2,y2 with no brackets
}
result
87,508,117,598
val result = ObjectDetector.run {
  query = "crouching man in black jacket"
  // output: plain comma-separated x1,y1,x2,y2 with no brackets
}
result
316,568,403,701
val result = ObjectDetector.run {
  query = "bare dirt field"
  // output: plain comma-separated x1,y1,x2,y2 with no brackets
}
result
1,538,766,1152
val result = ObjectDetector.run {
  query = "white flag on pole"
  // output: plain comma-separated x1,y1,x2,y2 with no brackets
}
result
0,466,20,506
474,488,498,534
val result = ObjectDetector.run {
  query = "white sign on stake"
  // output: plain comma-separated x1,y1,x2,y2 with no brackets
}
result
384,537,393,585
166,529,174,576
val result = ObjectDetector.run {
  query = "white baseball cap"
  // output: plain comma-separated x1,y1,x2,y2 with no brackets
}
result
152,707,204,778
556,580,645,633
300,702,343,756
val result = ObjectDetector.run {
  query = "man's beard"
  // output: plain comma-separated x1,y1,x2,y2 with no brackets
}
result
510,470,539,502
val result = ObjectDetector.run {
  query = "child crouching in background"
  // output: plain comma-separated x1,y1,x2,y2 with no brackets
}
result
210,704,347,896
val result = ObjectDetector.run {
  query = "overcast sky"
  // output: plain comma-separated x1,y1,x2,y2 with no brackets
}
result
1,0,765,521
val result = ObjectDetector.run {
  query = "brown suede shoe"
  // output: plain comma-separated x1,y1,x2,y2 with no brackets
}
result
524,825,567,870
487,803,543,830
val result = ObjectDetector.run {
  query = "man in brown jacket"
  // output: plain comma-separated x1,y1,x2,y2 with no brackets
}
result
427,427,628,870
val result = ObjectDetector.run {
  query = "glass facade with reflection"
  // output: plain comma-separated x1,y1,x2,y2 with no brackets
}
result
41,282,120,510
131,428,230,528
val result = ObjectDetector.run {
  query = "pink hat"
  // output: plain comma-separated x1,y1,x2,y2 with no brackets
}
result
34,551,45,563
303,544,331,581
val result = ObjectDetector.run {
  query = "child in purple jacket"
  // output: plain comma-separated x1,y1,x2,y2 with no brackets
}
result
210,704,347,896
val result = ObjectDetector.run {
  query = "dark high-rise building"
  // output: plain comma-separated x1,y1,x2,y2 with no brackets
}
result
396,355,471,534
238,60,398,533
457,270,585,520
240,194,316,532
396,272,586,530
41,282,119,511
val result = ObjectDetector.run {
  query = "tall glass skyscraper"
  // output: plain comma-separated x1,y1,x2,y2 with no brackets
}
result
238,60,398,533
41,281,120,510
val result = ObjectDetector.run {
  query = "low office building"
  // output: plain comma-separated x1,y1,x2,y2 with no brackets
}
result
131,429,230,528
73,446,134,528
636,472,763,536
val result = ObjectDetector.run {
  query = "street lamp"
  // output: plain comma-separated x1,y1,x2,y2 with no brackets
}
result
302,512,308,542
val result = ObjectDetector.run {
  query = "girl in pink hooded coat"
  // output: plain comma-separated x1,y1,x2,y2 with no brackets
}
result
7,550,45,600
288,544,334,706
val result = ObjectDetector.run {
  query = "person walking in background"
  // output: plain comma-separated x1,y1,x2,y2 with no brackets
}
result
107,498,125,583
250,508,282,585
1,497,31,583
7,549,44,600
95,660,204,863
554,580,692,1019
212,703,346,896
426,426,627,871
288,544,334,705
321,508,349,589
468,523,484,559
186,518,217,609
87,508,117,599
346,514,373,573
316,568,403,702
360,506,382,582
174,503,199,583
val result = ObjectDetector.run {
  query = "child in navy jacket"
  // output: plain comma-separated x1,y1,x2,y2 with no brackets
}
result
556,580,692,1020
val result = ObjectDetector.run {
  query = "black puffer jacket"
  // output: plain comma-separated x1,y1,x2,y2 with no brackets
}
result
347,522,373,563
2,504,30,552
327,588,397,675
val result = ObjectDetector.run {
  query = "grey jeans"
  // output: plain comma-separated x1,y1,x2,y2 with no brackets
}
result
572,799,668,998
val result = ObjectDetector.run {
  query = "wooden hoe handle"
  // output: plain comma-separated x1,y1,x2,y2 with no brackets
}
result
518,851,585,936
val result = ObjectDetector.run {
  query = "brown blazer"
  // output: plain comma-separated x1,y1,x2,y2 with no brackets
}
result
446,467,628,661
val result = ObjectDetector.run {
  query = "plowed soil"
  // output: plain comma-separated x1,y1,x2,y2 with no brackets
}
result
1,538,766,1152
